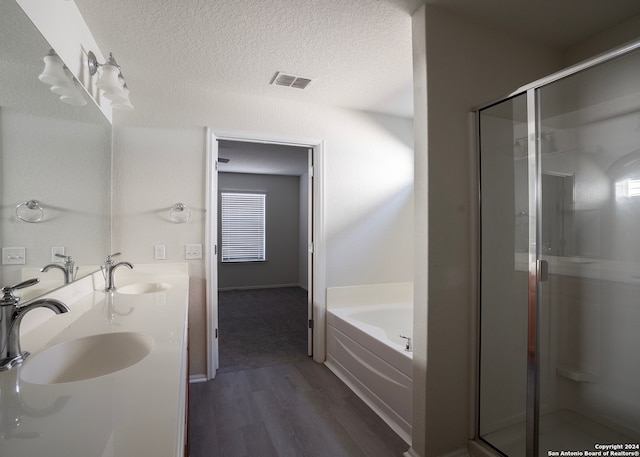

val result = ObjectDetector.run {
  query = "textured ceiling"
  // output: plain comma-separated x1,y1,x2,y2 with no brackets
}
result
72,0,421,119
68,0,640,120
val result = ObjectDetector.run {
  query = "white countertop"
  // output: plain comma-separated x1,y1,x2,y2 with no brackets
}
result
0,263,190,457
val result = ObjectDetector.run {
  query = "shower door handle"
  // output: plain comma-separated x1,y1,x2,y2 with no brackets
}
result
537,259,549,282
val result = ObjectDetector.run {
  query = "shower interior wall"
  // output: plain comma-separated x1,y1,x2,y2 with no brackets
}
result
538,57,640,436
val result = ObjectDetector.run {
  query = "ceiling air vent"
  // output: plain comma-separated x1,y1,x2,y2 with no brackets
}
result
271,72,312,89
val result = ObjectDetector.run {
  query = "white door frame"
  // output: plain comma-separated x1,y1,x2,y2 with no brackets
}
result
205,128,326,379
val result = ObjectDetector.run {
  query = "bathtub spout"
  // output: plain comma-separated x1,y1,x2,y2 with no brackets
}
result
399,335,412,352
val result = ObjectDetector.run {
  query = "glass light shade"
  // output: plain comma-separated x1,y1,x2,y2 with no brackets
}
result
60,94,87,106
50,78,77,96
39,54,68,86
96,64,123,94
111,98,133,110
103,87,125,101
106,76,128,102
111,85,133,110
51,70,86,105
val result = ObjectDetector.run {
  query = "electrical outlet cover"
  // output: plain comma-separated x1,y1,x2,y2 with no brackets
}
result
154,244,166,260
186,244,202,260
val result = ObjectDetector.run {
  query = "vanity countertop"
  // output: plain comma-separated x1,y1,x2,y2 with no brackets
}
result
0,263,189,457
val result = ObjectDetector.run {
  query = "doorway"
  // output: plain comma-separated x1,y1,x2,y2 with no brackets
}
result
205,129,325,379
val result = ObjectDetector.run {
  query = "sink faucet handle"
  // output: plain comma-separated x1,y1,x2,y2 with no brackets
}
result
1,278,40,305
3,278,40,292
55,253,73,263
105,252,122,263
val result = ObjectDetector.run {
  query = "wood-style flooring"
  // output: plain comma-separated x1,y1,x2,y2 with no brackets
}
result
189,287,409,456
189,360,409,456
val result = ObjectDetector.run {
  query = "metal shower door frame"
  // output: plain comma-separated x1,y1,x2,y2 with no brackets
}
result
475,37,640,457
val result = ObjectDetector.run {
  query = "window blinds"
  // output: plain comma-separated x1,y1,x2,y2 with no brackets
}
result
221,192,266,262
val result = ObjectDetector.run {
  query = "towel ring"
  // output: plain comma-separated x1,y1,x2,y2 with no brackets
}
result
170,203,191,223
16,200,44,223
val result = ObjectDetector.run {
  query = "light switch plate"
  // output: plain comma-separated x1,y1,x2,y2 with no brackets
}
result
154,244,166,260
186,244,202,260
3,247,26,265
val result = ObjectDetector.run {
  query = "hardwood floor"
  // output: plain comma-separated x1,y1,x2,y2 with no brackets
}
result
189,359,409,456
190,287,409,456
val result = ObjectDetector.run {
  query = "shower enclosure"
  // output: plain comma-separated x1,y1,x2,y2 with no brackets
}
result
477,42,640,457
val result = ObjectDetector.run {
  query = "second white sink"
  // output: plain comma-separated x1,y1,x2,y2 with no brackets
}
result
21,332,155,384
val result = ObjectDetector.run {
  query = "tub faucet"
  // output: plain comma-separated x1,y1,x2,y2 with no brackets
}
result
40,253,77,284
102,252,134,292
0,278,69,371
399,334,412,352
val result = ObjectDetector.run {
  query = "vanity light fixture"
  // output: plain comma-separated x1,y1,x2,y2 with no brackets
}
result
38,49,87,106
87,50,133,110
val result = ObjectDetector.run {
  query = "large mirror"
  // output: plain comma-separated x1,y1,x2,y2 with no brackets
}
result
0,0,111,300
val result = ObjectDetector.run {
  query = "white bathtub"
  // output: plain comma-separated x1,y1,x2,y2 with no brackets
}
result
326,303,413,444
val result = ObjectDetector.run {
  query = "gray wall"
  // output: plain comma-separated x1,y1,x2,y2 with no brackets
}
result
218,172,301,289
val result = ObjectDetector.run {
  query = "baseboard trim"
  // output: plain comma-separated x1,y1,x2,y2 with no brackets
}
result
468,439,501,457
403,445,470,457
442,446,471,457
218,283,300,291
189,374,208,383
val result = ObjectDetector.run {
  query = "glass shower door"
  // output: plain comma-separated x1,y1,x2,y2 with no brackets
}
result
479,46,640,457
478,93,530,457
536,51,640,453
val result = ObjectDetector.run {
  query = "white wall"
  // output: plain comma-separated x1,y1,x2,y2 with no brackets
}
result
411,5,563,457
111,124,207,374
111,81,414,376
218,172,300,289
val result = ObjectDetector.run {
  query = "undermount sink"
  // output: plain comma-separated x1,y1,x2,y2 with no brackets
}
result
20,332,155,384
116,283,172,294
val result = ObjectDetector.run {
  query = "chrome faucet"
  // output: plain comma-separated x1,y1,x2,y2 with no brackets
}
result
0,279,69,371
40,253,77,284
102,252,134,292
399,334,412,352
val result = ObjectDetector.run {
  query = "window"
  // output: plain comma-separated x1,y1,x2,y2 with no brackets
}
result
221,192,266,262
616,178,640,199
